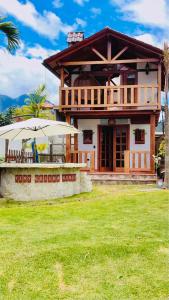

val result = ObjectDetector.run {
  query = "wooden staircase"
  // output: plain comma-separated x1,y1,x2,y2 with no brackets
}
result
89,172,157,184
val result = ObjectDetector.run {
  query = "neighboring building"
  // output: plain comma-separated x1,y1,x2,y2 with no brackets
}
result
43,27,164,175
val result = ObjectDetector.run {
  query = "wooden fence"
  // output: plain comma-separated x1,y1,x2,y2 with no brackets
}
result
5,150,34,163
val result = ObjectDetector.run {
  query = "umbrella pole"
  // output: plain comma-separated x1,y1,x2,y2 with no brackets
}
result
32,138,39,163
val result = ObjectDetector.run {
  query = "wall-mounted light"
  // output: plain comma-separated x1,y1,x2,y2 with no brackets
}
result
145,62,150,75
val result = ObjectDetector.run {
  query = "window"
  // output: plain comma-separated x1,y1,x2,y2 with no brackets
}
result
83,130,93,144
135,129,145,144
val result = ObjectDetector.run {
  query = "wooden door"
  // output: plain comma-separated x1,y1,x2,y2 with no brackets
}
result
99,126,113,172
114,126,129,172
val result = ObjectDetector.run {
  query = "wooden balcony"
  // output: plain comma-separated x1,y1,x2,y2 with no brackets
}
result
60,84,160,111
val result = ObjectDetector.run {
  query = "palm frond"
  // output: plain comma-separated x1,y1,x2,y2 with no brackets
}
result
24,84,48,117
0,17,20,53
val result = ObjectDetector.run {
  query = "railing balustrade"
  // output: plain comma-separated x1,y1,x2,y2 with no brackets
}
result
124,150,151,172
60,84,160,110
70,150,95,172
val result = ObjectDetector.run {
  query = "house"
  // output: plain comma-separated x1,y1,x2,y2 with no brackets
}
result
43,27,164,180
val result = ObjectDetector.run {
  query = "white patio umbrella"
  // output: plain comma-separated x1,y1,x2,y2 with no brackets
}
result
0,118,80,141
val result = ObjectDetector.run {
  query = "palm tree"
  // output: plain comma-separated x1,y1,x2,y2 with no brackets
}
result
14,84,55,120
0,17,20,158
25,84,48,118
163,42,169,188
0,16,20,53
14,84,55,162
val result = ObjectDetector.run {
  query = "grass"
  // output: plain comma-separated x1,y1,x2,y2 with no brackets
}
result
0,185,168,300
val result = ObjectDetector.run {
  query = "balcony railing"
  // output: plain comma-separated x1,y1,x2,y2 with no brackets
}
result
60,84,160,111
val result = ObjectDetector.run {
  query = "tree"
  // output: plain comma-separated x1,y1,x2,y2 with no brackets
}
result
0,107,15,126
0,107,15,158
14,84,55,120
163,42,169,188
0,16,20,53
14,84,55,163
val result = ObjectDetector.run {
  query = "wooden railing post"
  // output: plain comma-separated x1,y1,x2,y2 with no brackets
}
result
90,151,95,172
66,115,71,163
124,150,130,173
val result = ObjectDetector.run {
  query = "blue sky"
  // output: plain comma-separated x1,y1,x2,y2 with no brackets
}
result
0,0,168,103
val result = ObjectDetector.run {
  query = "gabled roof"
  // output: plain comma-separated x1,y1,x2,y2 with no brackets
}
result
44,27,162,65
43,27,164,87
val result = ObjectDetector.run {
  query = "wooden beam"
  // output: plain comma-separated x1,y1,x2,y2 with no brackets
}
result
66,115,71,163
111,46,128,61
107,39,112,61
60,67,64,87
150,114,156,174
62,58,159,66
91,47,107,61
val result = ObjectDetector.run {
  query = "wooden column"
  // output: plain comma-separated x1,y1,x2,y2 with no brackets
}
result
60,67,64,87
74,118,78,148
157,63,161,109
66,115,71,162
74,118,78,163
59,67,64,108
150,114,156,174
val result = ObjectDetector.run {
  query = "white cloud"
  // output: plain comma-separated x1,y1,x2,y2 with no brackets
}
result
90,7,101,17
111,0,169,29
75,18,87,28
0,46,60,103
0,0,77,41
52,0,64,8
134,33,162,48
73,0,89,6
23,44,57,60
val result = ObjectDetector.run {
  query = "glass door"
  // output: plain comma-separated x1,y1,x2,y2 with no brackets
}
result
99,126,113,172
114,126,129,172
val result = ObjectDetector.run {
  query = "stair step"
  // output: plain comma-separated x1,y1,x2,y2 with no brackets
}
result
89,173,157,184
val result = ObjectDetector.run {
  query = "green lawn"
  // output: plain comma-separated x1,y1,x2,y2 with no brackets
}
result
0,185,168,300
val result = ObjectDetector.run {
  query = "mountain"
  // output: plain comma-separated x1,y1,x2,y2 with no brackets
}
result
0,94,28,112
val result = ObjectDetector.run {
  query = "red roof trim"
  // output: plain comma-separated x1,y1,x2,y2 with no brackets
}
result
43,27,163,65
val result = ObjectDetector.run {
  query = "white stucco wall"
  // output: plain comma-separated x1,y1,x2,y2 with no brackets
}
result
137,63,158,105
130,123,150,169
78,119,151,170
130,124,150,151
78,119,100,169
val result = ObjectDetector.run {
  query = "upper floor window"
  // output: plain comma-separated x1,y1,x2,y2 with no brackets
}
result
121,71,138,85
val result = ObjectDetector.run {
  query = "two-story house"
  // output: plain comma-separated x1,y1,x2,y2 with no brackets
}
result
43,27,163,179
